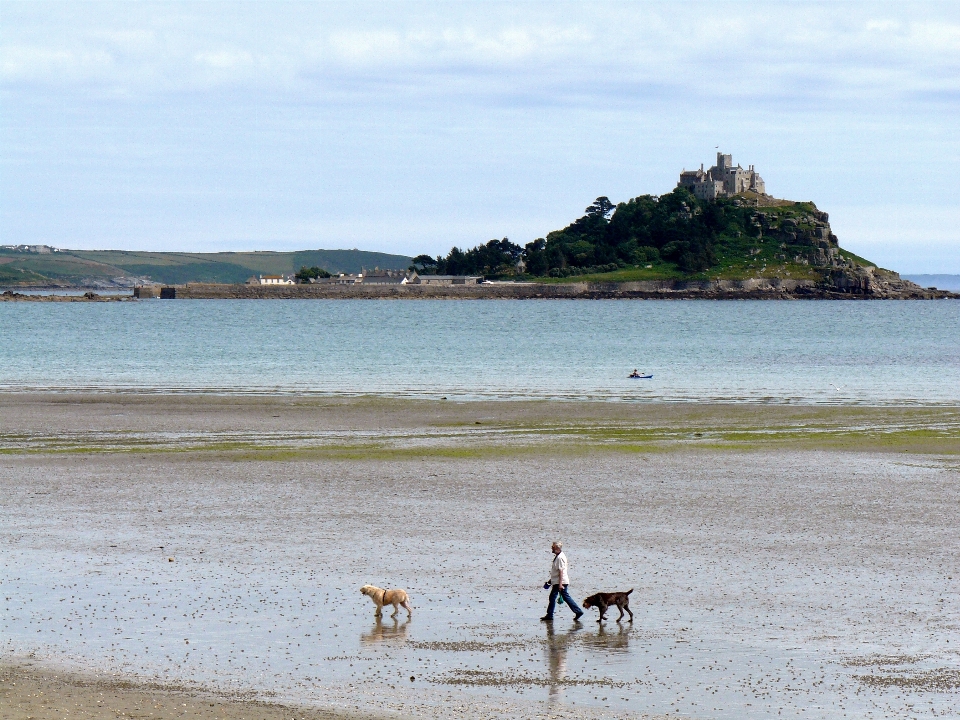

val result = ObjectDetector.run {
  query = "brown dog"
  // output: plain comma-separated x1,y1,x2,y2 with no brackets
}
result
582,589,633,623
360,584,413,619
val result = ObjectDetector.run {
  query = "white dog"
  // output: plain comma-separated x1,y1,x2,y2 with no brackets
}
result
360,584,413,618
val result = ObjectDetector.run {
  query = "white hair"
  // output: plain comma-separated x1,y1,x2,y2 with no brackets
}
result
552,540,562,549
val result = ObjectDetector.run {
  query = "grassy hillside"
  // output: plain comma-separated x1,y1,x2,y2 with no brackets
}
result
0,248,412,286
0,261,50,285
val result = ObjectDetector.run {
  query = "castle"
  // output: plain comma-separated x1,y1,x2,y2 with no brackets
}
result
678,152,765,200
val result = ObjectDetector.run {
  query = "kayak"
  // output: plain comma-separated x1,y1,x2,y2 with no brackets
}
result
628,374,653,379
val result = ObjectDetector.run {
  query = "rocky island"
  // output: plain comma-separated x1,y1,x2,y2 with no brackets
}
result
393,151,953,299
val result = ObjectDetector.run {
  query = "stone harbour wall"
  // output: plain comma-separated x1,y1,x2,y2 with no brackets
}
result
5,276,956,301
171,277,956,300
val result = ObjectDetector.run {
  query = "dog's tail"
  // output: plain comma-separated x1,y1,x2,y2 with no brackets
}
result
627,588,633,595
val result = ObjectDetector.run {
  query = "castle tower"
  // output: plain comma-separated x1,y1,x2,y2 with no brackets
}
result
678,151,763,200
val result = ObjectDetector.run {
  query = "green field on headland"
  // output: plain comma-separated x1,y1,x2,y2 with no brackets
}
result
0,248,412,286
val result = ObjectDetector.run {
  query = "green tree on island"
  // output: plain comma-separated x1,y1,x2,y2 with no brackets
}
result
411,239,523,276
410,254,439,274
295,266,332,283
418,187,834,280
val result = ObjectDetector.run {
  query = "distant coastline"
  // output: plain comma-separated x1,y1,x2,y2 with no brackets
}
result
7,279,953,301
0,247,412,288
902,274,960,292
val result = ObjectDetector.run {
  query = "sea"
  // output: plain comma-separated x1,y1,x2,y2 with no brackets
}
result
2,298,959,404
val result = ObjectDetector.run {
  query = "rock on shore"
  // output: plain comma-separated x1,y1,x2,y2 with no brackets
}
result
0,290,133,302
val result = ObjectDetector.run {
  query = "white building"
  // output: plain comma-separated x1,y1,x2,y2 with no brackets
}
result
258,274,294,285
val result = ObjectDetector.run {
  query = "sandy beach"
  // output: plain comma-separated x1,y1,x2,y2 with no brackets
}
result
2,394,959,719
1,661,367,720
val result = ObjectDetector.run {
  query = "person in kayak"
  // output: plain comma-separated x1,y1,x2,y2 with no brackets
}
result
629,369,641,378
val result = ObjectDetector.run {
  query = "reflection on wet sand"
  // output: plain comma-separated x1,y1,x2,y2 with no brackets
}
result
583,623,632,654
360,617,410,645
544,622,634,702
544,622,581,701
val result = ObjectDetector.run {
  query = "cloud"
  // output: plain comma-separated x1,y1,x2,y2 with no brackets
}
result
325,23,592,68
1,44,114,82
3,2,959,107
193,49,254,70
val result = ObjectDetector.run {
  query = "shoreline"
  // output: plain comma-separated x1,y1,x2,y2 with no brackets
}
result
174,279,957,301
3,392,959,456
4,280,957,300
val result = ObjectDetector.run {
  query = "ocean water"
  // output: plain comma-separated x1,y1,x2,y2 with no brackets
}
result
1,299,959,404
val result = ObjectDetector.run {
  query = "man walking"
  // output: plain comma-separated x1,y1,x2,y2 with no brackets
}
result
541,540,584,622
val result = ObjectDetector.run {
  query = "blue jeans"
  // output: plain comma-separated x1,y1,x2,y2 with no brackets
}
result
546,584,583,617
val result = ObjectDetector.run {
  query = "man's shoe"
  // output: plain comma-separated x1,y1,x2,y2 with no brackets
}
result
573,612,584,621
540,615,553,622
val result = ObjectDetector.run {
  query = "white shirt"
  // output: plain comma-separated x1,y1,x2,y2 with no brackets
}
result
550,551,570,586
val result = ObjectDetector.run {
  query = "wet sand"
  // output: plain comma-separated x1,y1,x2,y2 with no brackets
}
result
3,392,959,456
2,394,959,719
1,662,369,720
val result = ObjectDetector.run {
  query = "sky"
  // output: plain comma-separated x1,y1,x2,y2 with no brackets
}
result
2,1,959,273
